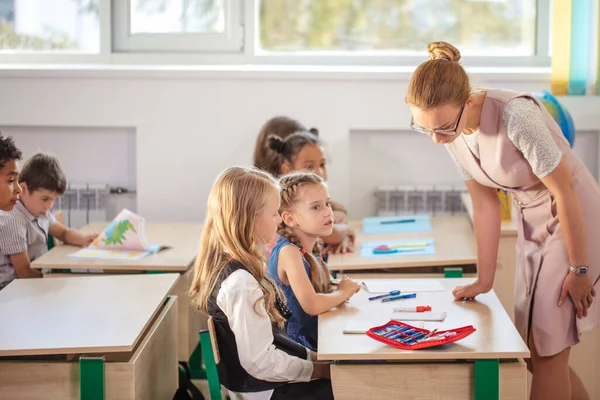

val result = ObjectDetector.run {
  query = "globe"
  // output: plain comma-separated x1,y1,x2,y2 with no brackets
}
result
532,90,576,148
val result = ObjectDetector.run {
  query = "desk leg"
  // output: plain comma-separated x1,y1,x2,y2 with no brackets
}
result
444,268,463,278
474,359,499,400
189,343,207,379
80,356,105,400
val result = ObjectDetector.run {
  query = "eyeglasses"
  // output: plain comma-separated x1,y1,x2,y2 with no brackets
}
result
410,106,465,136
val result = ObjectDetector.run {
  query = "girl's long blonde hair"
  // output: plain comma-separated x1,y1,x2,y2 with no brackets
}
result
190,166,286,328
278,172,331,293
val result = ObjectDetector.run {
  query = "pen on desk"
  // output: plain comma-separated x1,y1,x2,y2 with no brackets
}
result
380,218,416,225
381,293,417,302
393,305,431,312
368,290,401,301
416,328,438,343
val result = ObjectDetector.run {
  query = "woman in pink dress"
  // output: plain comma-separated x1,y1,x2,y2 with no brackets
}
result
406,41,599,400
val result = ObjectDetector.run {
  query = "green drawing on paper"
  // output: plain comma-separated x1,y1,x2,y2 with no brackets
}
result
102,219,137,246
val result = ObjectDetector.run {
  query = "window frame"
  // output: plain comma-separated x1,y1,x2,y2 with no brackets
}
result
112,0,244,53
0,0,551,68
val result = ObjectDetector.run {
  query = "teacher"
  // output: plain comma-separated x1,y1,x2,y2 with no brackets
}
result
406,41,599,400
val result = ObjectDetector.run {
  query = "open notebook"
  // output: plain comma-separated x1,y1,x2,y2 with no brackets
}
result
68,209,168,261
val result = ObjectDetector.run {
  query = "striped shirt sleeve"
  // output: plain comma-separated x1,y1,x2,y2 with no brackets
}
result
0,212,28,255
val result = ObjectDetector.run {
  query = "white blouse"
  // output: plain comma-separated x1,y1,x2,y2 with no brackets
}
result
216,268,313,399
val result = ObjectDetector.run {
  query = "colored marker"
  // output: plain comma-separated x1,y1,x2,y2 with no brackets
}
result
393,305,432,312
380,219,416,225
382,325,410,338
416,328,438,343
381,293,417,302
398,331,427,343
388,328,419,340
368,290,401,301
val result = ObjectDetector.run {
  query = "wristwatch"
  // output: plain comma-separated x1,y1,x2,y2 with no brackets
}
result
569,264,589,276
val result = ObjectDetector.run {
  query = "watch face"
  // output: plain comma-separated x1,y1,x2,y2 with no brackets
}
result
580,267,588,275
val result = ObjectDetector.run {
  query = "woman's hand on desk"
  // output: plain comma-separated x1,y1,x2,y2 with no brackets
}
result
452,279,493,301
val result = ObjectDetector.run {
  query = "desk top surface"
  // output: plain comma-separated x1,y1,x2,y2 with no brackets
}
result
318,278,529,361
0,273,179,356
33,222,203,272
327,216,478,271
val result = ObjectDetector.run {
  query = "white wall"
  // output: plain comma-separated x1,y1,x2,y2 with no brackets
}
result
0,68,599,221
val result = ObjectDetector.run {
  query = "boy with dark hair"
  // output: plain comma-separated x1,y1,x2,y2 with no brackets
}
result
0,153,98,289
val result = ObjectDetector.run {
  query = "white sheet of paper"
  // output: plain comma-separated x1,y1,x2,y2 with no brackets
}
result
392,311,447,322
361,279,445,293
343,319,424,334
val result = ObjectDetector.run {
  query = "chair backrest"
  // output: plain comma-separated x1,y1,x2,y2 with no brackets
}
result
47,210,65,250
207,316,220,364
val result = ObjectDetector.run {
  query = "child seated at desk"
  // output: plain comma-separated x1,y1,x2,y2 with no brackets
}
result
0,153,98,289
0,136,23,290
262,128,355,258
268,172,360,351
190,166,333,400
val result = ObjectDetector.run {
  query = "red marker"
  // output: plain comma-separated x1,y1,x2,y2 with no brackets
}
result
394,305,432,312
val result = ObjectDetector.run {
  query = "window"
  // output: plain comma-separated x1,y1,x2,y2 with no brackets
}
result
112,0,242,52
259,0,536,56
0,0,551,67
0,0,100,53
256,0,548,66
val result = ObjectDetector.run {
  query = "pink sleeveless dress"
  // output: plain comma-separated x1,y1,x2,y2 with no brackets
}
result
448,89,600,357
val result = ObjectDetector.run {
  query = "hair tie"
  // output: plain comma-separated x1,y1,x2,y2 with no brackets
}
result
300,248,307,255
436,57,449,61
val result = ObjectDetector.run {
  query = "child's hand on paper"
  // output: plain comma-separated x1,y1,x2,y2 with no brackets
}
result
338,276,360,300
83,233,99,247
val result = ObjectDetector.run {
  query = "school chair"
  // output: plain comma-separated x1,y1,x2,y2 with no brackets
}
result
199,317,229,400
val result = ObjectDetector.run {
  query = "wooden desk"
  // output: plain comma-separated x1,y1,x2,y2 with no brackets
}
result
33,222,202,272
461,192,600,398
32,222,205,363
319,278,529,399
0,274,179,399
328,216,478,273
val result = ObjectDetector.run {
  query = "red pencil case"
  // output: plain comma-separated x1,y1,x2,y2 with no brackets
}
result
366,321,476,350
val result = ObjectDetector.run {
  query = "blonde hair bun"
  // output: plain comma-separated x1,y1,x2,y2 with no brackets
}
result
427,41,461,62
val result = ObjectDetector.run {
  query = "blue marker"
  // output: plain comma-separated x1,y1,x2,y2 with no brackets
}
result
382,325,409,338
388,328,419,340
368,290,401,301
380,218,416,225
381,293,417,302
376,326,397,336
